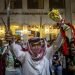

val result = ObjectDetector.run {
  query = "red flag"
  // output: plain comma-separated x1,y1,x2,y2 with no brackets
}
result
60,23,75,55
60,27,69,56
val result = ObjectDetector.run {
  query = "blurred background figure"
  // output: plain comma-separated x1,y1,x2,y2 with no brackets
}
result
67,39,75,75
5,35,22,75
52,51,62,75
21,40,28,52
40,38,45,48
0,40,7,75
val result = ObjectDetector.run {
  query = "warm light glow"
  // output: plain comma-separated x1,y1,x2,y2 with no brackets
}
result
0,30,5,38
11,25,21,29
0,24,60,39
10,24,22,35
44,25,59,35
50,29,56,33
35,28,39,31
30,26,39,31
23,26,28,34
0,30,5,33
0,26,5,37
45,26,50,34
13,25,20,28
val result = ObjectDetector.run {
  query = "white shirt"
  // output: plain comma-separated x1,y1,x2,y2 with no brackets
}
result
11,42,50,75
11,33,62,75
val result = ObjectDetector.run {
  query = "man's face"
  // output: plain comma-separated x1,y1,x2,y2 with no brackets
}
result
30,42,41,54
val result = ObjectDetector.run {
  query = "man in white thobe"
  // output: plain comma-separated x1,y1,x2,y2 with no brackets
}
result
8,34,62,75
8,32,62,75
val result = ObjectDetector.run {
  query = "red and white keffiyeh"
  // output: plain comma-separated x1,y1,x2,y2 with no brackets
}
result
28,37,45,61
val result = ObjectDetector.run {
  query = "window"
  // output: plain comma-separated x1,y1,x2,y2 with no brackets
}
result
27,0,44,9
5,0,22,9
49,0,65,9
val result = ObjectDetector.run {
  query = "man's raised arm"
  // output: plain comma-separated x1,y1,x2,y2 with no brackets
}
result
10,41,26,64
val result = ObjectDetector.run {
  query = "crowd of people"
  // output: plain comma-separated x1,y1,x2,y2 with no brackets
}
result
0,18,75,75
0,32,75,75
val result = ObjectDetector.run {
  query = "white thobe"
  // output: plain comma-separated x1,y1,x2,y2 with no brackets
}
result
11,43,50,75
11,33,62,75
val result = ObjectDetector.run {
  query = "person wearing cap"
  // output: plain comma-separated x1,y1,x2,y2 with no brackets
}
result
6,31,62,75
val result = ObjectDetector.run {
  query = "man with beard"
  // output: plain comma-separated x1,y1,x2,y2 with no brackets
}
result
6,31,62,75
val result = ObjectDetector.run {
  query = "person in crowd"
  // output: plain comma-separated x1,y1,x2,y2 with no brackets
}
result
40,38,45,48
0,40,7,75
5,15,64,75
5,29,63,75
21,40,28,52
59,46,67,75
52,51,62,75
5,36,22,75
67,40,75,75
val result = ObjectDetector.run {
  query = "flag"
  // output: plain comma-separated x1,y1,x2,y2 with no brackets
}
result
60,27,69,56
